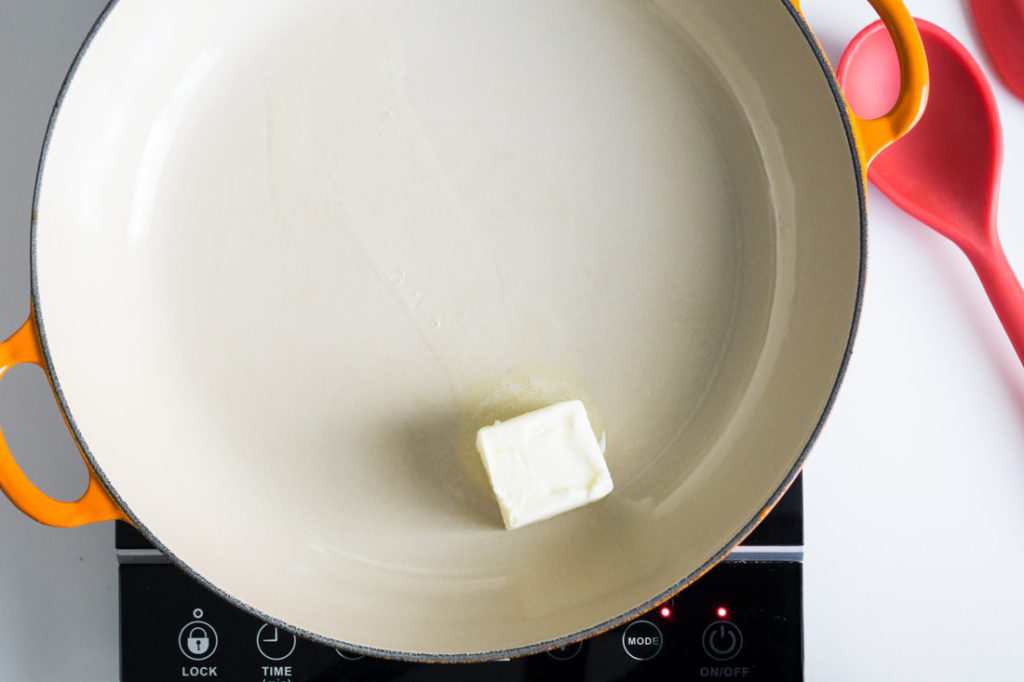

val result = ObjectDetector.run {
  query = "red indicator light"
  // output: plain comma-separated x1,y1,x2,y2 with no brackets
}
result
660,607,672,618
716,607,728,618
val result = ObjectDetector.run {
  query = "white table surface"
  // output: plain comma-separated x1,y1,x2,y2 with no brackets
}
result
2,1,1023,680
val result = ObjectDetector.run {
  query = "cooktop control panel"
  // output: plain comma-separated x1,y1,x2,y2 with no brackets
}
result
119,478,802,681
120,561,800,681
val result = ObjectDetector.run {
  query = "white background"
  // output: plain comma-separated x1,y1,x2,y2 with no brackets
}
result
2,1,1023,680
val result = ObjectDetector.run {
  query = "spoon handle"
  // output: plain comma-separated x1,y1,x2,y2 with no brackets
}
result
967,238,1024,366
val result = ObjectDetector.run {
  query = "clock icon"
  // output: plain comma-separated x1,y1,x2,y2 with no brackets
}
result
256,624,297,661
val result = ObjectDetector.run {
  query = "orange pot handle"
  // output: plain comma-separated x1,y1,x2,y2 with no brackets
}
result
849,0,929,166
0,315,126,527
792,0,929,166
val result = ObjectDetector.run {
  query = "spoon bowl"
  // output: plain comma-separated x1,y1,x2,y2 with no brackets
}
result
970,0,1024,102
839,19,1024,365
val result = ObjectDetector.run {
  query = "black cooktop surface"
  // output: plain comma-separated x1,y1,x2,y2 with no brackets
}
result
117,476,803,681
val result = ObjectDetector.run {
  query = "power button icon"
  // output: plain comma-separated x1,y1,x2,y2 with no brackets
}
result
701,620,743,661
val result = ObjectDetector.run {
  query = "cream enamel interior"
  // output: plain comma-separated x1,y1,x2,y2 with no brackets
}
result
33,0,861,656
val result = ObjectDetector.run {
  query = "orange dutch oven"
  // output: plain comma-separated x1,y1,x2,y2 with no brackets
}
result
0,0,927,661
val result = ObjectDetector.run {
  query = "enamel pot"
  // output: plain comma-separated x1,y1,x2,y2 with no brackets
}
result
0,0,927,661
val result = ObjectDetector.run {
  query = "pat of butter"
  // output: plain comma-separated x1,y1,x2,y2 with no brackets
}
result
476,400,613,530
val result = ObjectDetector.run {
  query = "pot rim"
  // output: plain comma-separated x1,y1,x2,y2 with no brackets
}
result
27,0,866,662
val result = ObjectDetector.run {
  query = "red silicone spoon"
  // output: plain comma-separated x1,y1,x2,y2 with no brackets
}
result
838,19,1024,366
970,0,1024,101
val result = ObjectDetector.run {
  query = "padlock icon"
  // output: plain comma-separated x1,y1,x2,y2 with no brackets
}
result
179,619,218,660
187,626,210,656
